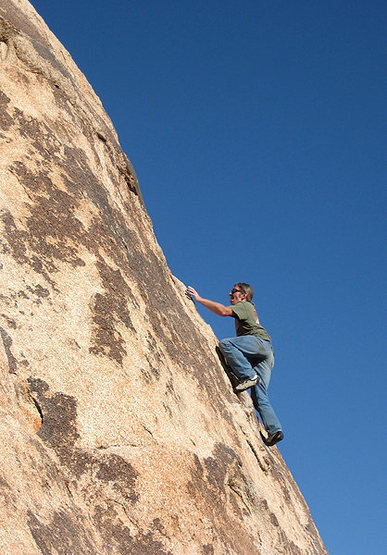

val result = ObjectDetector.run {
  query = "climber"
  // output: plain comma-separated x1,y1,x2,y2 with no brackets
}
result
186,283,284,447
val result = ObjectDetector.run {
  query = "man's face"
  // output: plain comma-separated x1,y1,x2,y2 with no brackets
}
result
229,286,246,305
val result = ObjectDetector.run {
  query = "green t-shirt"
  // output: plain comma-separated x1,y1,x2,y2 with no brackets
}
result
230,301,272,343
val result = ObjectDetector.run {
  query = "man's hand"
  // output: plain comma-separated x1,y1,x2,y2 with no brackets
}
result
186,286,201,302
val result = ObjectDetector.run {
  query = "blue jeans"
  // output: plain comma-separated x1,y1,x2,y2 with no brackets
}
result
219,335,282,435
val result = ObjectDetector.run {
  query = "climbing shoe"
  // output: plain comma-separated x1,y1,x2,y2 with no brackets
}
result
265,430,284,447
234,374,260,392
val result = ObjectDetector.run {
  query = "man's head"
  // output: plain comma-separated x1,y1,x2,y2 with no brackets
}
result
229,282,253,304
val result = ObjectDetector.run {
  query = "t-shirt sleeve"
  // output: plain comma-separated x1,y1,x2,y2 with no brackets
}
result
228,305,237,318
230,302,249,321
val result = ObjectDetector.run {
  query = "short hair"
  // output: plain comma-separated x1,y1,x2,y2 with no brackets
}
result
235,282,253,302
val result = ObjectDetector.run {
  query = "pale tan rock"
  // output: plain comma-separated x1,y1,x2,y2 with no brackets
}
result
0,1,327,553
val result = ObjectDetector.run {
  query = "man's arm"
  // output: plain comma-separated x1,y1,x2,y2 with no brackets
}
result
186,286,233,317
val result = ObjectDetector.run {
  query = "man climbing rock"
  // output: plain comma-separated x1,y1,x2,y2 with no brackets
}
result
187,283,284,447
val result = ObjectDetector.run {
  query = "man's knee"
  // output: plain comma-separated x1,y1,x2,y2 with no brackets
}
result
219,338,232,354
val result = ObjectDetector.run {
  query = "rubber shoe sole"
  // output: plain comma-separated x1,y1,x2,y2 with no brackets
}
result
265,430,284,447
234,374,259,392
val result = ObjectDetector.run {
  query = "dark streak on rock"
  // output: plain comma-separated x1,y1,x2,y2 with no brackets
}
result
269,462,295,505
96,454,139,504
187,444,257,553
10,164,85,269
93,504,170,555
26,284,50,301
144,332,163,380
1,1,47,45
27,509,97,555
193,454,204,478
0,210,29,265
201,545,214,555
88,260,135,365
0,474,16,506
165,378,178,399
204,443,242,492
26,378,140,513
0,313,16,329
30,38,72,80
0,475,11,490
0,326,17,373
140,367,154,384
14,109,62,159
0,90,13,130
27,377,80,451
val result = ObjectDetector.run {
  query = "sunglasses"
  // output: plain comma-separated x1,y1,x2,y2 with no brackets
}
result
231,288,244,294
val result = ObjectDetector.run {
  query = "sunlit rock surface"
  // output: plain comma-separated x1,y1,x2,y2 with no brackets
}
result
0,1,326,553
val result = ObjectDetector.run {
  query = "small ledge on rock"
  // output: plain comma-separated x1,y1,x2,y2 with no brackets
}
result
96,132,107,143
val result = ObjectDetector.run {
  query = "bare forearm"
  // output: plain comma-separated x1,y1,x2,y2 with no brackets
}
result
187,286,232,316
196,297,229,316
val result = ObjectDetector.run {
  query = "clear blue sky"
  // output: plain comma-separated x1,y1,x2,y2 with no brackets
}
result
30,1,386,552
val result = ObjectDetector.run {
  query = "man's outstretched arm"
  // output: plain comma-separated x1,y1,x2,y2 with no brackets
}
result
187,286,233,317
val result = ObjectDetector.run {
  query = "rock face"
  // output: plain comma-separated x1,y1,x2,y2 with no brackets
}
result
0,1,326,553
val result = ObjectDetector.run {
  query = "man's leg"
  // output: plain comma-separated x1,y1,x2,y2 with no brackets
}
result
251,351,282,436
219,336,260,381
